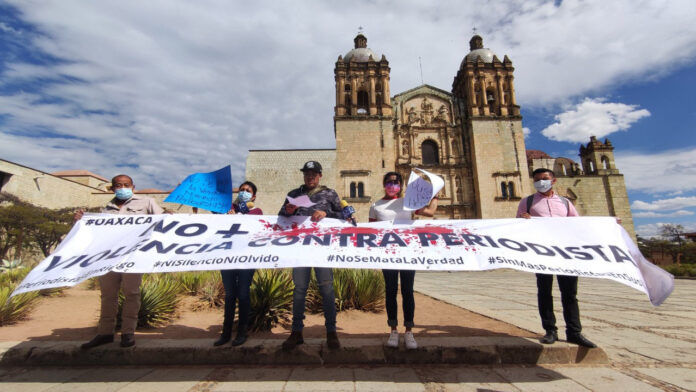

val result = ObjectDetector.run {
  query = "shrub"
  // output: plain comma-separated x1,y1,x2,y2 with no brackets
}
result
198,272,224,308
171,271,217,296
0,284,40,326
117,274,181,329
306,268,385,313
1,259,24,272
0,267,30,286
350,269,385,312
248,269,293,331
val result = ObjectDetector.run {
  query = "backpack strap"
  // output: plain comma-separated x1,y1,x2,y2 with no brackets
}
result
526,195,534,214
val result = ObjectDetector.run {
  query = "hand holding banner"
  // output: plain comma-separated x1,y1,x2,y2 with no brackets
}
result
403,168,445,211
164,166,233,214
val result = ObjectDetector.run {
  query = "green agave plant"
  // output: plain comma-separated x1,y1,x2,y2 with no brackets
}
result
198,272,224,307
248,269,293,331
350,269,385,312
0,259,24,273
0,284,40,326
306,268,385,313
117,274,182,329
171,271,217,296
0,267,30,287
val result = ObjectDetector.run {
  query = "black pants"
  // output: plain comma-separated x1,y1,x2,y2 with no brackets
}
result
383,270,415,328
536,273,581,335
220,269,256,333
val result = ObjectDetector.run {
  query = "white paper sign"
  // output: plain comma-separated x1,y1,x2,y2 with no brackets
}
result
286,195,316,208
403,168,445,211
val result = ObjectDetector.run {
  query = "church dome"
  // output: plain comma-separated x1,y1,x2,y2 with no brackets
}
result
345,47,379,62
461,35,497,66
344,33,380,62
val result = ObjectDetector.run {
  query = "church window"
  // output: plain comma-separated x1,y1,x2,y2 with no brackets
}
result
350,182,357,198
561,164,567,176
601,156,609,170
344,84,351,92
501,182,508,199
507,182,515,198
486,88,497,114
587,160,595,173
357,90,369,114
421,140,439,165
357,182,365,197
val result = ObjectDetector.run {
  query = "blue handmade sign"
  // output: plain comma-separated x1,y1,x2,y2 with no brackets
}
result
165,166,233,213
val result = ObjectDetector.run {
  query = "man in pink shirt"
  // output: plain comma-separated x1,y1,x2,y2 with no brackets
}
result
516,168,596,348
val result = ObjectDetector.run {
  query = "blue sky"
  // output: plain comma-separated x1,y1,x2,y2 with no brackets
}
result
0,0,695,237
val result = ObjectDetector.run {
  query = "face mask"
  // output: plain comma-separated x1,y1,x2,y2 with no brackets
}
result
385,183,401,197
237,190,252,203
533,180,553,193
114,188,133,200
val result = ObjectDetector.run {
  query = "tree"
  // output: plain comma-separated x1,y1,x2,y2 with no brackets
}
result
0,202,74,260
660,224,685,243
28,209,73,257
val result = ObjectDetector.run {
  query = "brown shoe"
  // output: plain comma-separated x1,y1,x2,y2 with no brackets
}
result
81,334,114,349
326,331,340,350
282,331,304,351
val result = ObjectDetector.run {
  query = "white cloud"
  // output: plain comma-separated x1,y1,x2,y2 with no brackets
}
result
633,210,694,218
522,127,531,138
636,222,696,238
632,196,696,211
0,0,694,189
540,98,650,142
616,148,696,194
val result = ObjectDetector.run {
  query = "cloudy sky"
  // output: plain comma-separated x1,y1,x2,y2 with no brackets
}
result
1,0,695,237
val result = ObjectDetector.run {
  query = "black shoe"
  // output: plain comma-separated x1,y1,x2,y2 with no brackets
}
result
567,333,597,348
120,333,135,348
214,331,232,347
282,331,304,351
231,333,248,347
326,331,341,350
81,334,114,349
540,330,558,344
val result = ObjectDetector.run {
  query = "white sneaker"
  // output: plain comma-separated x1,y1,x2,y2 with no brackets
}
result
404,331,417,350
386,330,399,348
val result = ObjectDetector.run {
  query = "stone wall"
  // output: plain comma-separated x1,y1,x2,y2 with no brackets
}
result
553,175,635,239
246,149,337,216
0,159,104,209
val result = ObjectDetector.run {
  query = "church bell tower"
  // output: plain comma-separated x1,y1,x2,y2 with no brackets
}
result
452,35,532,218
334,33,395,220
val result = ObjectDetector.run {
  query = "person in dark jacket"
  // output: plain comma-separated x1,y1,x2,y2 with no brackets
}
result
278,161,343,351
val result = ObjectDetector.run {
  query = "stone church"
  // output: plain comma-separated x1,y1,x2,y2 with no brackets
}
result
246,34,635,238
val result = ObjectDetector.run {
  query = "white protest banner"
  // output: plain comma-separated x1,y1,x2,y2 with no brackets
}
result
11,214,673,306
403,168,445,211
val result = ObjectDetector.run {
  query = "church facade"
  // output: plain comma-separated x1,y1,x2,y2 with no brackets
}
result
246,34,635,238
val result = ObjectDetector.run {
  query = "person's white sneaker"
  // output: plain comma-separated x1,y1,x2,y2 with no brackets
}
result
404,331,417,350
386,330,399,348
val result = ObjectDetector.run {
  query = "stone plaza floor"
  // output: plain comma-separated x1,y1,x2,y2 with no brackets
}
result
1,270,694,391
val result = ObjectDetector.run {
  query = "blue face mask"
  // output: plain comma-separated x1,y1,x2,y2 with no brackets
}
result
237,190,252,203
115,188,133,200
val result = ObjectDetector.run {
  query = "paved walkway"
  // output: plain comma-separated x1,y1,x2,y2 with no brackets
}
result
415,270,696,390
1,270,694,391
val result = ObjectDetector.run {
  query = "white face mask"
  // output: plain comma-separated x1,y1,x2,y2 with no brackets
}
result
534,179,553,193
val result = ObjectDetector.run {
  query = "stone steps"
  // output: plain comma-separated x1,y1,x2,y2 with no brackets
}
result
0,337,607,367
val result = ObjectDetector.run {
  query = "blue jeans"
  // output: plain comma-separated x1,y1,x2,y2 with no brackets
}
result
291,267,336,332
220,269,256,333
